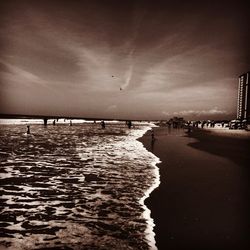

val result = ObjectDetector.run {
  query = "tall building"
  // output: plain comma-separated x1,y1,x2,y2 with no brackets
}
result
237,72,250,121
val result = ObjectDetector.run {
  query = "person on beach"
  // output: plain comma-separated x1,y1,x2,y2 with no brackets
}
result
151,132,155,151
187,123,192,133
43,118,48,126
70,120,72,126
53,120,56,126
151,130,155,141
101,120,105,129
27,125,30,134
201,121,206,128
127,120,132,129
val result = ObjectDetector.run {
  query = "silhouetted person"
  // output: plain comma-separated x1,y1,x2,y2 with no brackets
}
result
128,120,132,129
44,118,48,127
27,125,30,134
101,120,105,129
70,120,72,126
151,133,155,152
53,120,56,126
151,130,155,141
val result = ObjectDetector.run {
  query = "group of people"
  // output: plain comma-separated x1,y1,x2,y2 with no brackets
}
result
101,120,132,129
26,119,134,134
188,120,217,129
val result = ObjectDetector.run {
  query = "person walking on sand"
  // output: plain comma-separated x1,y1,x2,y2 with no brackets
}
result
151,130,156,151
201,121,206,128
27,125,30,134
151,130,155,141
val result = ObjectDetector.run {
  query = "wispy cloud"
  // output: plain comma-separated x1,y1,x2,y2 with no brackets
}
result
173,107,227,116
0,59,47,87
105,104,118,113
121,48,135,90
161,108,228,119
162,111,171,116
0,0,246,119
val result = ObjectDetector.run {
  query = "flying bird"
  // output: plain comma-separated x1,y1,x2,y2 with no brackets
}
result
111,75,123,91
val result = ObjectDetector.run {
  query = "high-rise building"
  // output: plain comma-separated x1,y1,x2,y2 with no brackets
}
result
237,72,250,121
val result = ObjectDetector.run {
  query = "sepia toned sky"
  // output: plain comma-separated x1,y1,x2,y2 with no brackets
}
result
0,0,249,120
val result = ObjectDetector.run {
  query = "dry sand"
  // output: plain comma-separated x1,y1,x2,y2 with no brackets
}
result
139,127,250,250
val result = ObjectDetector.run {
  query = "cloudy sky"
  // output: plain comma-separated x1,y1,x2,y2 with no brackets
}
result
0,0,249,120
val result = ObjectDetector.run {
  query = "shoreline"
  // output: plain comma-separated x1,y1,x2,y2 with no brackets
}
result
135,125,161,250
139,127,249,250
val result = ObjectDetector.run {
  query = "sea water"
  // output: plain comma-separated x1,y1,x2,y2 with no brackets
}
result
0,120,160,250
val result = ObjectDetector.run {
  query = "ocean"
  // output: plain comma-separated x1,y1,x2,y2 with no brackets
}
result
0,120,160,250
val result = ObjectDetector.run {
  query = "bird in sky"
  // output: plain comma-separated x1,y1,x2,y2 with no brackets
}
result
111,75,123,90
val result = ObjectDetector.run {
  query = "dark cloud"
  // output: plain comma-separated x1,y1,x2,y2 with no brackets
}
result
0,0,249,119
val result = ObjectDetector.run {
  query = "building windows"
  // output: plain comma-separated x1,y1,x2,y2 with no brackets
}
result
237,72,250,121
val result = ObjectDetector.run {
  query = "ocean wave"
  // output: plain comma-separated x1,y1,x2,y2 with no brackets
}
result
0,122,160,250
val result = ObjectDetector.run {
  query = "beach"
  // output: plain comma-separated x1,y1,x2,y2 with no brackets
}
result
1,121,249,250
140,127,250,250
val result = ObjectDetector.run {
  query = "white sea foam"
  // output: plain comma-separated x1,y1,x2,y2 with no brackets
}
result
130,125,161,250
0,121,161,250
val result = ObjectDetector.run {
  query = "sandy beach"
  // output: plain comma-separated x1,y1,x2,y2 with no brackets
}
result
140,127,250,250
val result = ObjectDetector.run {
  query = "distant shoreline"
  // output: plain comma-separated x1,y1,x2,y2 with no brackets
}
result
0,114,160,122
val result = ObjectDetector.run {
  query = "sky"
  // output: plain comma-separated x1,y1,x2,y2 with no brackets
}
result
0,0,249,120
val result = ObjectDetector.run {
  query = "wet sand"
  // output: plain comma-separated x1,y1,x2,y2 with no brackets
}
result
139,127,250,250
